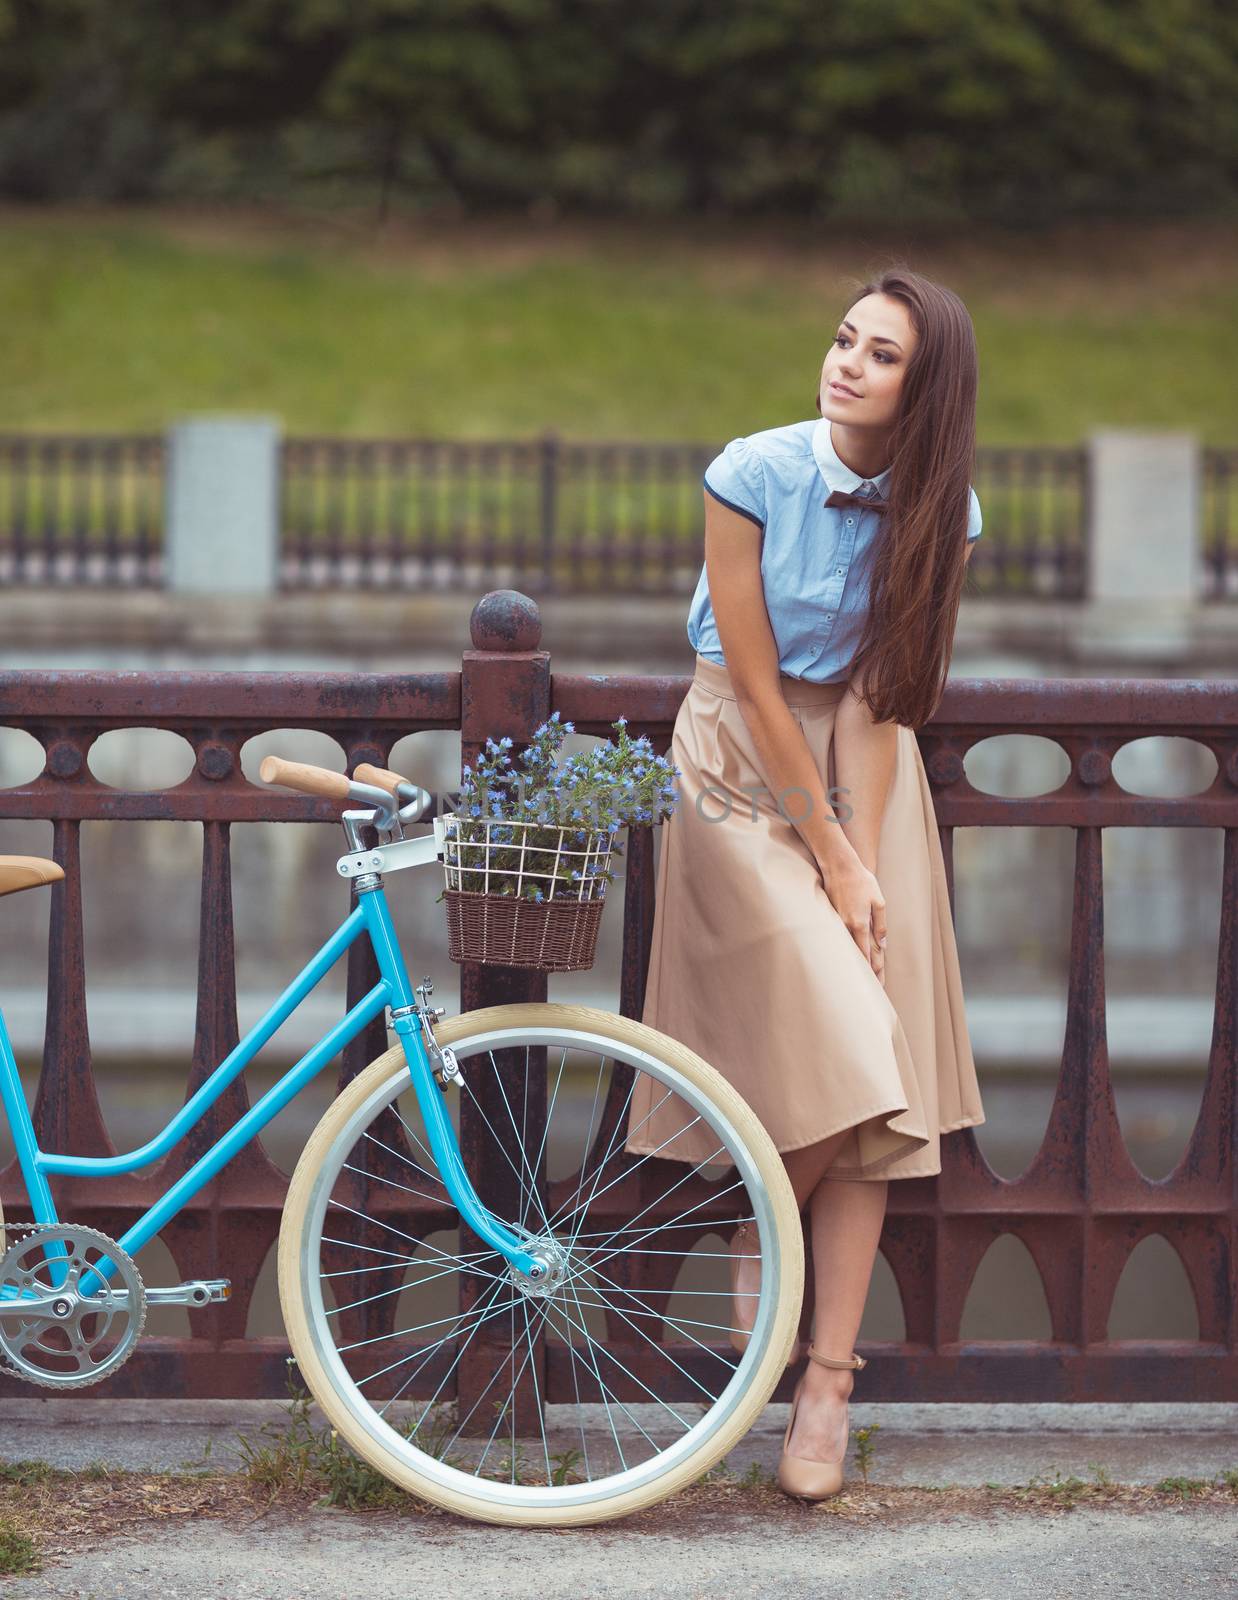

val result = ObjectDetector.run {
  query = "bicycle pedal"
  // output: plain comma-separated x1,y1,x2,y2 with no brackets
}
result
146,1279,232,1308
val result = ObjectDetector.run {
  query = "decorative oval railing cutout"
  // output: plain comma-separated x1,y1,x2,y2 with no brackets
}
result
1111,735,1217,798
87,728,197,791
962,733,1071,799
0,727,46,789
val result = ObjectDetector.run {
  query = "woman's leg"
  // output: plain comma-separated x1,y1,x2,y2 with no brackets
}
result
786,1172,888,1462
748,1134,885,1386
778,1135,851,1346
782,1135,850,1210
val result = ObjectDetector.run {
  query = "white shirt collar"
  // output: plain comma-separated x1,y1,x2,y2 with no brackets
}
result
811,417,892,498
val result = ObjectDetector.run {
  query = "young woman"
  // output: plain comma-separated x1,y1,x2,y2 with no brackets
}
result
624,266,986,1499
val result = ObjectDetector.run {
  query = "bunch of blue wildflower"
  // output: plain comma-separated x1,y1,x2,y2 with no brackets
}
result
441,711,681,903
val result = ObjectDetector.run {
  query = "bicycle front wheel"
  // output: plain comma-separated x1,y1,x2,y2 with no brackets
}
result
278,1002,803,1527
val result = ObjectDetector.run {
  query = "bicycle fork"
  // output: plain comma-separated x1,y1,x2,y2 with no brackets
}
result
357,882,550,1286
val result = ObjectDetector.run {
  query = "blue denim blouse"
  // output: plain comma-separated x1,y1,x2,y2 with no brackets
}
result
685,417,982,683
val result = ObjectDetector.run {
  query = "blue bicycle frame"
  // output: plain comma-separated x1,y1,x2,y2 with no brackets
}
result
0,883,542,1283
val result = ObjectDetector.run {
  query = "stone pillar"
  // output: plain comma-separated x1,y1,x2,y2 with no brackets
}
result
1082,430,1200,659
165,416,281,594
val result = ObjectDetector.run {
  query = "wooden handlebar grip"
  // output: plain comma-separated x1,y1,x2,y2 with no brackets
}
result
353,763,415,796
258,755,352,801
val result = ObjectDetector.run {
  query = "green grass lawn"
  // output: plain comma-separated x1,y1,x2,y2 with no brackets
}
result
2,206,1236,444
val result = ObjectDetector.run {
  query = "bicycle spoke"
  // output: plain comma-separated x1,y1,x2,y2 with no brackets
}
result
575,1175,745,1278
564,1222,754,1243
544,1080,671,1235
521,1045,568,1236
341,1160,451,1211
339,1292,523,1354
361,1128,448,1193
319,1245,498,1280
573,1268,747,1345
559,1278,593,1482
391,1105,439,1175
326,1258,469,1318
522,1295,553,1486
542,1060,645,1234
552,1109,706,1244
398,1280,530,1436
437,1295,550,1460
551,1279,655,1458
322,1223,509,1286
375,1273,511,1419
547,1289,697,1433
458,1070,551,1235
567,1286,737,1381
358,1275,514,1394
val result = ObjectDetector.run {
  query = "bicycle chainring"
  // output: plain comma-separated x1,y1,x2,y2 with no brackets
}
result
0,1224,146,1389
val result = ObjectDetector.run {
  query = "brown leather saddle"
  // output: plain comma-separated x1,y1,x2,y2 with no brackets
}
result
0,857,64,898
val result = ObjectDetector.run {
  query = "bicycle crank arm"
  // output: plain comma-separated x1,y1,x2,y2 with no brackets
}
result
0,1278,231,1317
0,1290,76,1318
146,1280,232,1307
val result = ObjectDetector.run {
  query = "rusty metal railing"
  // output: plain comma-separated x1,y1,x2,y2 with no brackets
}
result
0,592,1234,1401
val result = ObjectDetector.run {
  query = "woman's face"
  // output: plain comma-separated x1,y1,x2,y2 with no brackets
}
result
818,292,917,430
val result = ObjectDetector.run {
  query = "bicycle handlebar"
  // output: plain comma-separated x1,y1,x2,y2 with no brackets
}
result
259,756,430,832
353,762,412,796
258,756,352,801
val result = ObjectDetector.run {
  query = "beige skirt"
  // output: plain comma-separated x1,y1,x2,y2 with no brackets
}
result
624,652,985,1179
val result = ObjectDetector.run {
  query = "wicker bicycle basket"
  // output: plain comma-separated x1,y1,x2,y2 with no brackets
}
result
436,812,616,971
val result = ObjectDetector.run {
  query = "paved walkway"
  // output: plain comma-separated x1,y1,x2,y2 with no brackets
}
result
1,1397,1233,1485
6,1503,1234,1600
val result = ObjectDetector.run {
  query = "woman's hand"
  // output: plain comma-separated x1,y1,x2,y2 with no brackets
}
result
817,850,888,986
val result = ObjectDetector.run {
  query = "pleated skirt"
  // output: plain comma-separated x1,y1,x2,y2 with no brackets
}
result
624,652,985,1179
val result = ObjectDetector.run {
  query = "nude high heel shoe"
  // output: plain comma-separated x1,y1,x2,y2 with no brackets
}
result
776,1346,867,1500
728,1221,806,1365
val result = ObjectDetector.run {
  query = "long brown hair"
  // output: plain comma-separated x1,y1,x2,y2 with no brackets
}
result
815,266,978,730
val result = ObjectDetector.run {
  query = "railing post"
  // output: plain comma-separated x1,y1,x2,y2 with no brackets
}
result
455,591,552,1435
165,415,282,595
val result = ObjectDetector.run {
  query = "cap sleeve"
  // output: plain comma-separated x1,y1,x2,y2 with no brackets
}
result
966,485,983,542
703,436,766,529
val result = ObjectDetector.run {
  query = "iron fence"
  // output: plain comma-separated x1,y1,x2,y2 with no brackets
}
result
968,445,1088,600
0,591,1233,1402
1203,447,1238,601
0,430,1099,600
0,433,164,587
279,434,1087,600
279,433,716,596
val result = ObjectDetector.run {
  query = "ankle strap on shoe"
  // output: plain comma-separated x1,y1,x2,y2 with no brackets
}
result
807,1347,867,1370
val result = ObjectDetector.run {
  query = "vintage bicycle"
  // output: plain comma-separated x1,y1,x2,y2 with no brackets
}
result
0,757,802,1527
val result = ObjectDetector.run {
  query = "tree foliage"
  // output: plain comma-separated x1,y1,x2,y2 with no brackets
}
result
0,0,1234,221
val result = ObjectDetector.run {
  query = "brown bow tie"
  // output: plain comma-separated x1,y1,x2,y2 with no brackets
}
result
825,486,888,514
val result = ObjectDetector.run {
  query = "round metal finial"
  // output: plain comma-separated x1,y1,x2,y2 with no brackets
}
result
469,591,542,652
